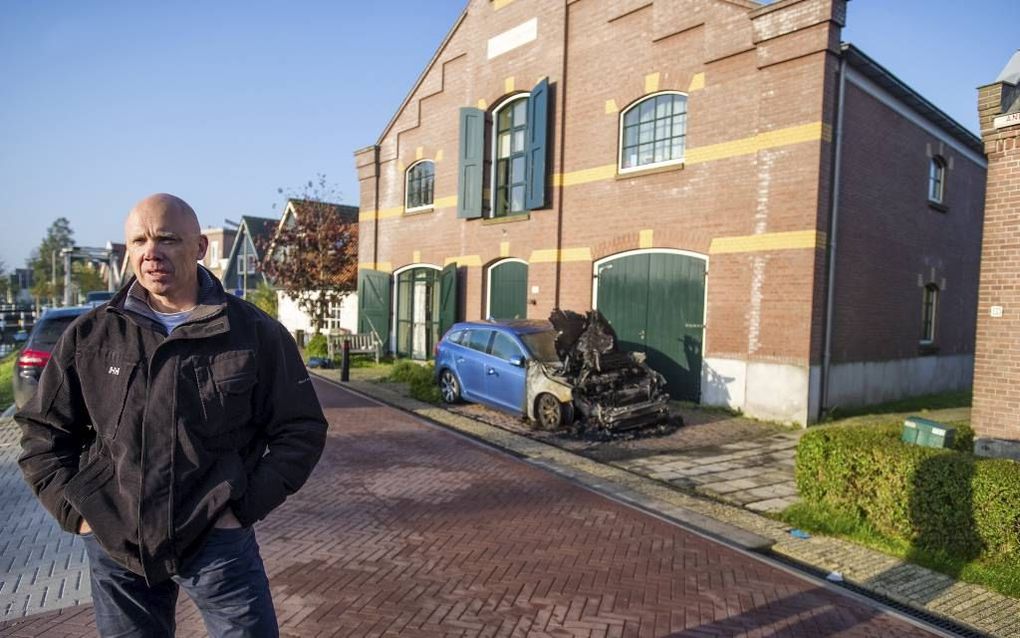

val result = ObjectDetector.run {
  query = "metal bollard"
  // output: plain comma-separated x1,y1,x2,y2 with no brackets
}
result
341,338,351,382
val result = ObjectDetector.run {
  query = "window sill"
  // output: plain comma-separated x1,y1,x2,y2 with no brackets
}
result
404,206,434,216
616,161,686,180
927,201,948,214
482,213,531,225
918,342,940,356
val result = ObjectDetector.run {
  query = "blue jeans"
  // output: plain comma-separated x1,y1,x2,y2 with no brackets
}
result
83,527,279,638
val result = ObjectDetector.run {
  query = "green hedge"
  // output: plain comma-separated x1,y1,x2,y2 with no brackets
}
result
796,421,1020,562
304,333,328,359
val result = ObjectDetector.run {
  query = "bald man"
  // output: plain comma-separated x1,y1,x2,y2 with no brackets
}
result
17,194,327,637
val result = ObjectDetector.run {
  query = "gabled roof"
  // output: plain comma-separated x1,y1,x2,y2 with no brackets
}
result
995,50,1020,85
239,215,279,257
286,199,358,225
842,44,982,155
376,6,468,145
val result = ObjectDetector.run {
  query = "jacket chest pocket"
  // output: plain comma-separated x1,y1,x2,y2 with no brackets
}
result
193,351,257,444
76,349,137,441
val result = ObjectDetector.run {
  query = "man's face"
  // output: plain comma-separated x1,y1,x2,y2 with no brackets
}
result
125,201,207,302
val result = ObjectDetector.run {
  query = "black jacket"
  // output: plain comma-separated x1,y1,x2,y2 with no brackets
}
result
16,269,327,584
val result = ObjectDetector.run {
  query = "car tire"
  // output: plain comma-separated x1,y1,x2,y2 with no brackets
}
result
534,393,572,430
439,369,462,404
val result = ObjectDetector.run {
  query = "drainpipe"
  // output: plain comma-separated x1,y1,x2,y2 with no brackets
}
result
553,1,569,309
820,53,847,421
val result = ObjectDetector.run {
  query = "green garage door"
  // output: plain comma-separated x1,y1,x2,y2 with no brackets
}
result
488,260,528,320
596,252,705,401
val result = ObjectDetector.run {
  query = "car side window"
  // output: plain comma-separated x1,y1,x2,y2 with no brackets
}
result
466,330,494,353
448,330,466,345
490,332,523,361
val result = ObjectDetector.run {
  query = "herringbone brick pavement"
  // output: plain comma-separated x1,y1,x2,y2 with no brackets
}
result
1,380,939,637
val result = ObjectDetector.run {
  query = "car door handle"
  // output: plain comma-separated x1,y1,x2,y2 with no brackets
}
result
487,368,497,375
456,357,465,363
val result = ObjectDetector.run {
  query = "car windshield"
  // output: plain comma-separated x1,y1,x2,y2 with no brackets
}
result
29,316,77,349
519,331,560,364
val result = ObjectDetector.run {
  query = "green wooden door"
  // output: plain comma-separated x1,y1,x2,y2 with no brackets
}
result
596,252,705,401
488,261,528,319
358,269,391,350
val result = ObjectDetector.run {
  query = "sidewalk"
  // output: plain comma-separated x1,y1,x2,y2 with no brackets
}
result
315,370,1020,638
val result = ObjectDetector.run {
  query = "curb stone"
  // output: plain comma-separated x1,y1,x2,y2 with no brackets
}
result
314,372,1020,638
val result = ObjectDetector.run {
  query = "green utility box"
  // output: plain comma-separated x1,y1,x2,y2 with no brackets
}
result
901,417,956,449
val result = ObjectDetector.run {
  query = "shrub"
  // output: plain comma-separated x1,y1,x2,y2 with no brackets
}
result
796,420,1020,563
386,359,441,404
304,333,328,359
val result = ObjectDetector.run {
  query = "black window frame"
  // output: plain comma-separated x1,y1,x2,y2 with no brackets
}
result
921,283,939,343
928,155,946,204
491,95,529,218
405,160,435,212
619,92,688,172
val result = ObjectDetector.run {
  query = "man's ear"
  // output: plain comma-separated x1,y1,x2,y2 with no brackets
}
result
196,234,209,261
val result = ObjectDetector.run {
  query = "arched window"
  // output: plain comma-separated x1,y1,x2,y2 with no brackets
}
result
928,156,946,204
921,283,939,343
405,160,435,211
620,92,688,172
492,95,529,217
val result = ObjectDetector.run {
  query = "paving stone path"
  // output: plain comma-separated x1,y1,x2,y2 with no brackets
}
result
0,419,91,621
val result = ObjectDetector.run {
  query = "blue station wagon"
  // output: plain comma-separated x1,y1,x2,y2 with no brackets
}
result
435,320,575,429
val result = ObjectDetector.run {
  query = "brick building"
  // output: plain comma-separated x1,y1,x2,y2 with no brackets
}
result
199,226,237,284
972,50,1020,459
354,0,986,424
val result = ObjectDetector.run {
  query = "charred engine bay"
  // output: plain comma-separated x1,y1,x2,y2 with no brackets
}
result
549,309,679,440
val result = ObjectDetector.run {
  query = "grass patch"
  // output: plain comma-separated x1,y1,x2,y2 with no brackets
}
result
385,359,442,404
781,500,1020,597
0,350,17,409
823,390,971,422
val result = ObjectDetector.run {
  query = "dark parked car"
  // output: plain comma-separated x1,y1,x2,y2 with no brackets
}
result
12,306,90,410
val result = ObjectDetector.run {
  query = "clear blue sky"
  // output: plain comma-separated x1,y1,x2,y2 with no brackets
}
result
1,1,1017,272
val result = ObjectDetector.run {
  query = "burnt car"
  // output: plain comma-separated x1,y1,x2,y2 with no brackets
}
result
12,306,90,410
434,310,675,436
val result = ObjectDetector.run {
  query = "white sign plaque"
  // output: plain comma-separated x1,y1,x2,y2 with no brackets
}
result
994,112,1020,129
991,305,1004,318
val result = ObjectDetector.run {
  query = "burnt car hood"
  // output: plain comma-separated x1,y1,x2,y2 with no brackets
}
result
548,309,675,436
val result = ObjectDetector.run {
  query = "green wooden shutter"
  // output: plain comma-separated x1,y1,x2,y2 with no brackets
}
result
358,268,391,350
488,261,528,320
457,108,484,219
439,262,458,337
524,78,549,210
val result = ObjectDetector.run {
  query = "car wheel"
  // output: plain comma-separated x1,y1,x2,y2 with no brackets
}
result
439,369,462,404
535,393,571,430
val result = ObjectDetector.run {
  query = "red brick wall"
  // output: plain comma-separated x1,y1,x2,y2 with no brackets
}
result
358,0,844,370
830,81,985,364
972,81,1020,448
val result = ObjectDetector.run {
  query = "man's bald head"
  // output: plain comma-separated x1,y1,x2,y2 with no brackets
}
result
124,193,208,312
126,193,201,235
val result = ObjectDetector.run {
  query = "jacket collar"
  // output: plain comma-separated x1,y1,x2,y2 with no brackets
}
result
110,266,231,337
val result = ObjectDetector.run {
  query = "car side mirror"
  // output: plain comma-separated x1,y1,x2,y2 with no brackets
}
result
509,355,526,367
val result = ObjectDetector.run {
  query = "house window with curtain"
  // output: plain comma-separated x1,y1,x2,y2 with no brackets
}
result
620,92,687,172
921,283,938,343
928,156,946,204
405,160,435,211
493,96,529,217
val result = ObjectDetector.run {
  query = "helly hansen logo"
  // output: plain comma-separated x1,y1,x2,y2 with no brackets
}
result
108,366,121,376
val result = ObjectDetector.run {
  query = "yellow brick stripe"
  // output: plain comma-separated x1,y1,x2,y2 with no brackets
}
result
554,121,827,187
444,255,482,267
709,230,826,254
530,248,593,263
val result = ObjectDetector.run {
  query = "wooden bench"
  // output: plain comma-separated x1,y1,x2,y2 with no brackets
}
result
327,331,382,363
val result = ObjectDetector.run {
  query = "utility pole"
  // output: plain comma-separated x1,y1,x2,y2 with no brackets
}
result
242,234,249,299
50,250,57,307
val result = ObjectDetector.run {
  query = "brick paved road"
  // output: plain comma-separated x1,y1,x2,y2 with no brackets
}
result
1,379,941,637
